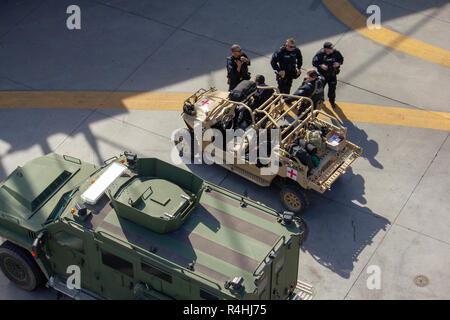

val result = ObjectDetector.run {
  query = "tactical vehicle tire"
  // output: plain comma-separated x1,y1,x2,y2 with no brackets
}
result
0,241,45,291
280,184,309,215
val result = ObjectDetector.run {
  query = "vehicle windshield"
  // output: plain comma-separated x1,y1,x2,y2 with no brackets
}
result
44,188,78,224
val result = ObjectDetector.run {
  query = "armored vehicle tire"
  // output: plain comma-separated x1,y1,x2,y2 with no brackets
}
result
0,241,45,291
280,184,309,215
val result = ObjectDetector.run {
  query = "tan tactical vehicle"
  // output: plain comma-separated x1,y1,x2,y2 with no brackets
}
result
179,87,362,214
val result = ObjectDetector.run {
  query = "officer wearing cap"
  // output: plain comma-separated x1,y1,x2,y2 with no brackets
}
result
227,44,251,91
312,41,344,108
270,38,303,94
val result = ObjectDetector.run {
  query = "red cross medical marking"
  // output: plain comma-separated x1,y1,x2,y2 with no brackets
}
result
288,169,297,179
200,99,210,106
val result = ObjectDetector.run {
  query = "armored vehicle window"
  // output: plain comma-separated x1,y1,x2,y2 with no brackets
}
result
53,231,84,253
101,250,134,278
141,263,172,283
200,288,219,300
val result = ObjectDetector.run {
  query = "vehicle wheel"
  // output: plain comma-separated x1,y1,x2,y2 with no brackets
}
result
280,184,309,215
0,241,45,291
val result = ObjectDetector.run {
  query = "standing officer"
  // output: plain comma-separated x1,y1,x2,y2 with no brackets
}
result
270,38,303,94
312,41,344,108
227,44,251,91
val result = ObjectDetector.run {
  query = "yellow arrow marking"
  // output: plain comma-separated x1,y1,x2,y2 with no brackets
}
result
0,91,449,131
322,0,450,68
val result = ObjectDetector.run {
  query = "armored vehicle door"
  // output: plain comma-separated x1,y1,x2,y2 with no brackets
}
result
45,222,95,292
256,237,296,300
269,246,289,299
94,238,136,299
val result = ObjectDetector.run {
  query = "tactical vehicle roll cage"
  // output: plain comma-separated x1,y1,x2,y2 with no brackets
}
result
181,87,362,214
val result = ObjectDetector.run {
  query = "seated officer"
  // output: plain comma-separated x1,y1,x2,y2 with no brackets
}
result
235,75,274,129
251,75,274,109
287,69,324,115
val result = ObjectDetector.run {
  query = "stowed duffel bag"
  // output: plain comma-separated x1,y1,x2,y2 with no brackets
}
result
229,80,257,102
287,144,314,171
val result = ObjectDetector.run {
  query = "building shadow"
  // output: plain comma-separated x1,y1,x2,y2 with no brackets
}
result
1,0,442,180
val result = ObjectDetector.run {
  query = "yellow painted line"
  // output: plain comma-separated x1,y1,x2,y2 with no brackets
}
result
321,102,450,131
322,0,450,68
0,91,449,131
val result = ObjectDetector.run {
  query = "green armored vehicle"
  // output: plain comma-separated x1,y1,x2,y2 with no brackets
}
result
0,152,307,300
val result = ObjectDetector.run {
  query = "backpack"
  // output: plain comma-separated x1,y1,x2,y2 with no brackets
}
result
305,130,322,146
305,130,326,156
229,80,257,102
288,145,314,170
293,138,317,155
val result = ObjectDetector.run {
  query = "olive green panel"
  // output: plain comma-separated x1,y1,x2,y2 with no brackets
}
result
0,153,303,300
136,158,203,194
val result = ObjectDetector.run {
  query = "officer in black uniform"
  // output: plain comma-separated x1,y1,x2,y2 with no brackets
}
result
235,75,274,129
312,41,344,108
286,69,324,115
270,38,303,94
251,75,274,109
227,44,251,91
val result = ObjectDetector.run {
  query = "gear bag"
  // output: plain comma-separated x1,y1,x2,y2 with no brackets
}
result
305,130,326,156
287,144,314,170
229,80,257,102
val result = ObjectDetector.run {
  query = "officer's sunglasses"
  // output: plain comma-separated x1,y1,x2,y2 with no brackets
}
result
232,49,242,53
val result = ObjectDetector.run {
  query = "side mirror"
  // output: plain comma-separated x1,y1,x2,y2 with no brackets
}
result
31,231,47,257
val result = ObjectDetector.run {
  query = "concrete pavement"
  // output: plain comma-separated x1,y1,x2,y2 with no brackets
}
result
0,0,449,299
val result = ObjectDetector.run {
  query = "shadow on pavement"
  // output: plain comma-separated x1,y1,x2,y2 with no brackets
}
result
322,103,383,169
182,157,389,280
301,166,390,279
